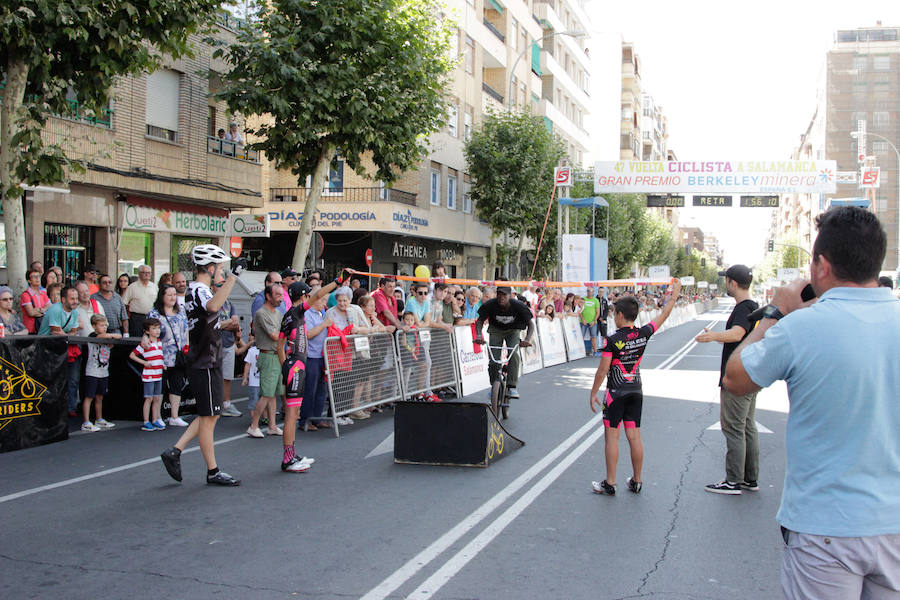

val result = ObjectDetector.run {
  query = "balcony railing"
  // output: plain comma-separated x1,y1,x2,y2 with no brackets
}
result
483,18,505,42
482,82,504,104
0,83,115,129
207,136,260,163
269,187,417,206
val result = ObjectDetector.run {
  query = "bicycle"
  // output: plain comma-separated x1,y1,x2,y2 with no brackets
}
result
473,340,520,420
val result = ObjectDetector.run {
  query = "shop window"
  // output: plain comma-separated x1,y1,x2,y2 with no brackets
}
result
146,69,181,142
172,236,213,276
44,224,95,285
119,231,154,276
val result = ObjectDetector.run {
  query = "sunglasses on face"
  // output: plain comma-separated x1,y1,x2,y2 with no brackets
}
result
416,291,428,296
0,297,13,301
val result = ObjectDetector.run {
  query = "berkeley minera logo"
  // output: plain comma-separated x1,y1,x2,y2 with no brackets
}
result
0,357,46,431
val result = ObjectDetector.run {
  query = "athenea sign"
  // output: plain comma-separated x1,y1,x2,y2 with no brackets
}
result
594,161,837,195
0,357,46,431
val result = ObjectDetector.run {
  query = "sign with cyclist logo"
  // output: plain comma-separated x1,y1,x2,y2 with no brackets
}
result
0,356,46,430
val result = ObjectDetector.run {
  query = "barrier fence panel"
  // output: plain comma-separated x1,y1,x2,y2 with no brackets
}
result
562,316,586,361
394,328,459,400
519,327,543,375
537,317,567,367
453,325,490,397
323,332,402,437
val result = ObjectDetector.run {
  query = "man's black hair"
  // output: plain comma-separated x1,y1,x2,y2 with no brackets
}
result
878,275,894,289
378,277,393,288
613,296,640,322
813,207,886,283
434,282,448,292
264,283,281,302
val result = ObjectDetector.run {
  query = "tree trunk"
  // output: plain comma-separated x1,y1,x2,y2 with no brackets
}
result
1,56,29,297
291,144,334,271
486,230,498,280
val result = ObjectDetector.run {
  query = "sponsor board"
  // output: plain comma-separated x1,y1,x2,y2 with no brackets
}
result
537,318,567,367
453,324,490,396
561,316,586,361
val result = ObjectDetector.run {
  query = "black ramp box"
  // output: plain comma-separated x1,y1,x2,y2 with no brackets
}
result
394,401,524,467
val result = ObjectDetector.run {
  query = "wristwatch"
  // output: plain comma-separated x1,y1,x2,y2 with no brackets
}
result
760,304,784,321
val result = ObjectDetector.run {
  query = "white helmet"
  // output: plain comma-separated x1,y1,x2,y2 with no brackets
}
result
192,244,229,266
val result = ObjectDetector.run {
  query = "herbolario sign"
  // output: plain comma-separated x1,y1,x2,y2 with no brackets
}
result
123,205,270,237
595,161,837,195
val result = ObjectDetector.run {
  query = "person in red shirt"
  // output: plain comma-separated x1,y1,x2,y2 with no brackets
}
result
371,277,404,330
130,318,166,431
21,269,51,333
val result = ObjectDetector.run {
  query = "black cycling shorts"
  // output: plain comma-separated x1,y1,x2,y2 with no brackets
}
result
281,356,306,405
602,388,643,429
190,367,224,417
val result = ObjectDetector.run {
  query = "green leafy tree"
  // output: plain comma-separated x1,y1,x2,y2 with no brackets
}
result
215,0,455,270
0,0,222,295
465,109,565,278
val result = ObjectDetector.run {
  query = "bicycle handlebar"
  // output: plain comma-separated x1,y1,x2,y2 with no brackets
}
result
479,343,521,365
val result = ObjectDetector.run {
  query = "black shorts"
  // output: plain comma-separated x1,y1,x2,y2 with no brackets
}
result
281,356,306,404
602,388,643,429
83,376,108,398
189,367,224,417
164,368,187,397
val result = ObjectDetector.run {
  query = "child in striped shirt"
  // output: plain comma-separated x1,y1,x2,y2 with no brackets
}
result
130,317,166,431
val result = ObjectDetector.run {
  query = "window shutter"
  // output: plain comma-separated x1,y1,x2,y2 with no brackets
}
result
145,70,180,132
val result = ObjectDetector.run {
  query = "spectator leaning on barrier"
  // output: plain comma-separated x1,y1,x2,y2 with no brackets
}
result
124,265,157,338
147,284,190,427
464,286,482,320
91,274,128,335
39,287,80,414
21,268,51,334
298,288,333,431
428,283,452,332
695,264,760,495
325,286,368,331
724,207,900,599
0,286,27,334
372,277,404,330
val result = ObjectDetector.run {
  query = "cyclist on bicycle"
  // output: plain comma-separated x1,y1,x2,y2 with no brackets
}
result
473,285,534,399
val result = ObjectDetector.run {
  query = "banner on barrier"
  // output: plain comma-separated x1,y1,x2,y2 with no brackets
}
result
453,325,490,396
520,329,543,375
537,318,567,367
561,316,586,361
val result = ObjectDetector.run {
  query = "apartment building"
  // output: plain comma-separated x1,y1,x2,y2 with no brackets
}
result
619,42,642,160
249,0,594,279
703,234,722,266
15,17,262,284
640,92,667,161
677,226,704,253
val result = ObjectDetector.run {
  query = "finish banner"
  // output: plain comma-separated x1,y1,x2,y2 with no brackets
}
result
594,160,837,195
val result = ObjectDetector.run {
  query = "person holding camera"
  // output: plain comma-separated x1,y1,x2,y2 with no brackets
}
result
724,207,900,599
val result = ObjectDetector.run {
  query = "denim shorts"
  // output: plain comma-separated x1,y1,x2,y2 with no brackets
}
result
143,379,163,398
581,322,598,338
247,386,260,412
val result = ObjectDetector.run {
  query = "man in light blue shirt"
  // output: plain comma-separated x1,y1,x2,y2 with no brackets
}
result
724,207,900,599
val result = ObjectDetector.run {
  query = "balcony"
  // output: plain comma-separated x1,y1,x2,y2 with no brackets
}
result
538,98,590,150
482,82,505,114
483,18,505,42
269,187,417,206
207,136,260,163
541,52,590,109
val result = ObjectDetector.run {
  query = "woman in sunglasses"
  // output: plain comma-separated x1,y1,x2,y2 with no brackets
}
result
0,286,28,335
452,291,475,326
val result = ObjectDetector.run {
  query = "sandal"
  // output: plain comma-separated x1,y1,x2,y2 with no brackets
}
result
315,421,332,429
303,423,318,432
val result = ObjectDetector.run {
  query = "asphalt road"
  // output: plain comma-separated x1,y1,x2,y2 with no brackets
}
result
0,299,791,600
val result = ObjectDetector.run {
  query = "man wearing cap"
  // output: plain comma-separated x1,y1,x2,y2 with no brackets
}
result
84,264,100,295
695,264,760,495
473,285,535,400
281,268,298,309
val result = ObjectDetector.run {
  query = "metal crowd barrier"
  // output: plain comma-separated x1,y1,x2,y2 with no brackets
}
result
322,332,403,437
394,328,459,400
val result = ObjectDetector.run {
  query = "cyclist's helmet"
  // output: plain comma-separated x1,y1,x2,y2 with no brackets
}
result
192,244,229,266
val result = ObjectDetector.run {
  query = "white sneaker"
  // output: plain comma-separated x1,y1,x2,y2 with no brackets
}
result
266,426,283,436
298,456,316,466
94,418,115,429
281,457,311,473
336,417,354,426
167,417,189,427
81,422,100,432
246,426,264,438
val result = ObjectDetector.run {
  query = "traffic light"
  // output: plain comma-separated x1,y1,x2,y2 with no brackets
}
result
701,258,706,267
767,239,774,252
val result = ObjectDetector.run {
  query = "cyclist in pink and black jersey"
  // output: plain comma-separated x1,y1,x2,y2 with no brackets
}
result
588,279,682,496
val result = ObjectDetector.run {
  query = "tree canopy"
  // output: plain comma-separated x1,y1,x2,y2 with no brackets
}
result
1,0,221,294
214,0,456,269
464,109,565,278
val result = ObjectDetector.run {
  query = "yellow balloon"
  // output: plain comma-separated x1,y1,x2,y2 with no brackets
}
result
414,265,431,279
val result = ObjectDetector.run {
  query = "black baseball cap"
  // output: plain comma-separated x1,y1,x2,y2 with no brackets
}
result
719,264,752,285
85,263,97,272
281,268,299,279
288,281,312,301
496,286,512,295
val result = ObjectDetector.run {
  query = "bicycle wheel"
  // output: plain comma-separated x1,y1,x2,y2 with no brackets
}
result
501,399,509,420
490,380,502,418
20,378,37,398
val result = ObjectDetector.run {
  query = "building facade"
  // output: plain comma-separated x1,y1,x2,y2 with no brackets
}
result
7,19,263,287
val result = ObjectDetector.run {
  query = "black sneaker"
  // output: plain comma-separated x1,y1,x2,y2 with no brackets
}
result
206,471,241,486
740,480,760,492
705,480,742,495
160,447,182,482
627,477,642,494
591,480,616,495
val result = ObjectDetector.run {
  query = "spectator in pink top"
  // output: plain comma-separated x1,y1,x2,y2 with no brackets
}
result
281,268,299,309
371,277,403,330
21,269,51,334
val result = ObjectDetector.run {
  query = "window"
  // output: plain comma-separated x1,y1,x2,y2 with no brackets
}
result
448,103,458,137
145,69,180,142
519,82,526,107
873,111,890,125
512,18,520,51
874,55,891,71
207,106,216,137
324,156,344,194
463,175,472,214
430,169,441,206
464,107,473,141
510,75,517,106
465,36,474,74
852,55,867,71
447,172,458,210
873,141,889,154
521,28,528,56
851,111,866,125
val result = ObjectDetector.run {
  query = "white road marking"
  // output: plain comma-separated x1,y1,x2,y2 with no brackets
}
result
656,320,719,371
405,426,605,599
359,412,606,600
366,432,394,459
0,428,258,505
706,421,774,434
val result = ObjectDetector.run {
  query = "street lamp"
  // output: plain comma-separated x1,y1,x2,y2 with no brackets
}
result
850,130,900,272
507,29,587,109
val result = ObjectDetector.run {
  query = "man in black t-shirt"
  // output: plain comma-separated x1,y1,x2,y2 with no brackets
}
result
695,264,761,495
160,244,241,486
473,286,534,399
